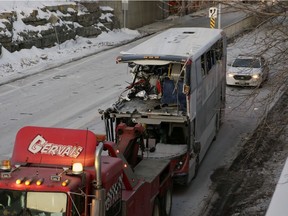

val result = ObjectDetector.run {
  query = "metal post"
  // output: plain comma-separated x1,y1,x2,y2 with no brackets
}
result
124,10,126,28
218,3,221,29
48,14,60,50
90,142,106,216
53,24,60,50
181,0,185,16
122,0,128,28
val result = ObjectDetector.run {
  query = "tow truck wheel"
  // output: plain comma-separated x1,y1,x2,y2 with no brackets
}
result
152,197,161,216
161,187,172,216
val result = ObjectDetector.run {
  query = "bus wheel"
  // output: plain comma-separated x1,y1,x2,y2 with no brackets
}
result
161,187,172,216
153,197,161,216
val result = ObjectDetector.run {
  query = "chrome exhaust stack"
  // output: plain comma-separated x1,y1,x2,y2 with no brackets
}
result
91,142,106,216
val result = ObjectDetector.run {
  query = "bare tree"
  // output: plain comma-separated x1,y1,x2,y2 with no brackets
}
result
172,1,288,215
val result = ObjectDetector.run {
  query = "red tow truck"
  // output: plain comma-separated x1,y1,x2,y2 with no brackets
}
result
0,125,173,216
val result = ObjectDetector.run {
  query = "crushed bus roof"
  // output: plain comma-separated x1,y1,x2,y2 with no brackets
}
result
118,27,224,62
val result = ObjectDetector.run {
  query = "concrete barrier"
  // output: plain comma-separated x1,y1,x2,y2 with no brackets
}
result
223,15,258,39
98,1,169,29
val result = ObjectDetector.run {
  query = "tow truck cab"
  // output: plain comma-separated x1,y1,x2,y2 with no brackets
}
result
0,126,173,216
0,126,123,216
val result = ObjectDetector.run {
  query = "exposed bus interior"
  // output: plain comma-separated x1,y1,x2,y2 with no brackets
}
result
102,61,190,160
115,61,189,116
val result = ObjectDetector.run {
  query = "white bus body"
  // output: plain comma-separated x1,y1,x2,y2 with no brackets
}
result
101,27,227,185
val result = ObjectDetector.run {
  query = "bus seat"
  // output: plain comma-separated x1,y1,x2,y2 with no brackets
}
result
161,78,186,111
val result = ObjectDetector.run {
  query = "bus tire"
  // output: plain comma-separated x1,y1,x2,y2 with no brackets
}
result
153,197,161,216
161,187,172,216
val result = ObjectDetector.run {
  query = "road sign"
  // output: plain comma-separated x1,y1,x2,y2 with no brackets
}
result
209,7,217,19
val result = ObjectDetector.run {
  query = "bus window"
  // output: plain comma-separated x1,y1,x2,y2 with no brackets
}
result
191,62,197,91
210,50,216,66
206,51,212,71
206,49,217,72
201,55,206,77
215,39,223,60
196,58,203,85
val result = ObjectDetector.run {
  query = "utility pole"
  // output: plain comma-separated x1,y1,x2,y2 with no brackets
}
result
122,0,128,28
218,3,221,29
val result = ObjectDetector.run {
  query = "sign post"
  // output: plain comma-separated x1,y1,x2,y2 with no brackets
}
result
48,14,60,49
218,3,221,29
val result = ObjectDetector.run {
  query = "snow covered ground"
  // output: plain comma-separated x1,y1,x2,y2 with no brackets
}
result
0,29,141,82
0,1,142,84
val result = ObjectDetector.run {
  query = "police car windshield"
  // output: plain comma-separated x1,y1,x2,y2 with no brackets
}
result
232,58,260,68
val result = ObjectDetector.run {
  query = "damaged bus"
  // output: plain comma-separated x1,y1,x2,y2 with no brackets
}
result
100,27,227,185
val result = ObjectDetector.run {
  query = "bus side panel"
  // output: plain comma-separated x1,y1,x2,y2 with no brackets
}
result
191,38,226,165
